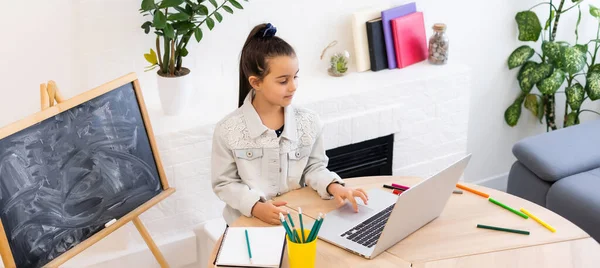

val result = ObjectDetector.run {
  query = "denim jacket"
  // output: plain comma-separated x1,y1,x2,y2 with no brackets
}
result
211,92,345,224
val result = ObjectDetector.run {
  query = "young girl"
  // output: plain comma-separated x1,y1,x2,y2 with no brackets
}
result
211,23,368,225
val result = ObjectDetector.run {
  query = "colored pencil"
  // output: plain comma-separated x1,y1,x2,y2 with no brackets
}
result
306,213,322,242
477,224,530,235
488,198,529,219
453,190,463,194
456,183,490,198
244,229,253,262
299,207,306,243
309,213,325,242
520,208,556,233
279,213,296,243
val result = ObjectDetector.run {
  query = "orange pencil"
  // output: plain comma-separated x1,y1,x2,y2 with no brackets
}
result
456,183,490,198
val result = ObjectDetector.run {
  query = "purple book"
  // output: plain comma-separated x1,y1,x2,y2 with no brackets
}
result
381,2,417,69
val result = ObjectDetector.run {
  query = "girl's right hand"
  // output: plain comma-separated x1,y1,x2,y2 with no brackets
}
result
251,200,288,225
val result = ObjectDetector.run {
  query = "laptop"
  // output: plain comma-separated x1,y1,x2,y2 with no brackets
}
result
318,154,471,259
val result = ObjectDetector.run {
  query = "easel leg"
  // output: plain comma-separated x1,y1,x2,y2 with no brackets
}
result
132,217,170,268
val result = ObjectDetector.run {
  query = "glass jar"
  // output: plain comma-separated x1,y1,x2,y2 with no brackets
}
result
428,23,449,65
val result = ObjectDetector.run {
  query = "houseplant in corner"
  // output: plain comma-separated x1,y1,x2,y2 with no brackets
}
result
504,0,600,131
140,0,248,115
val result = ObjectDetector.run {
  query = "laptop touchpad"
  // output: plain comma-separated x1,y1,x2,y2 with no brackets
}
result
336,201,374,221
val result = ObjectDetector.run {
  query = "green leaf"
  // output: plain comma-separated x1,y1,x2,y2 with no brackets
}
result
141,21,152,34
518,61,552,93
545,9,555,30
531,62,554,84
172,21,195,32
508,45,535,69
223,5,234,14
229,0,244,9
542,41,569,64
590,4,600,18
164,24,175,39
565,112,578,127
168,12,191,21
180,47,189,57
215,11,223,23
537,69,565,94
518,61,538,92
515,11,542,42
209,0,218,8
141,0,156,11
206,17,215,30
524,94,539,117
159,0,184,8
153,10,167,29
198,5,209,15
505,94,526,127
194,27,203,42
538,96,545,122
586,66,600,100
144,48,158,65
575,44,588,54
566,83,585,110
561,46,586,74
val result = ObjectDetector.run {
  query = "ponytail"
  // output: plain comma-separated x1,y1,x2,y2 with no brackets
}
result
238,23,296,107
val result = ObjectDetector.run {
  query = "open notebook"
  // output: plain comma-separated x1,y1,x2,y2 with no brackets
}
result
215,226,287,268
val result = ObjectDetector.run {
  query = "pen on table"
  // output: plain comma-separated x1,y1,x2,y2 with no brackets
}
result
391,183,410,191
383,184,406,191
245,229,253,263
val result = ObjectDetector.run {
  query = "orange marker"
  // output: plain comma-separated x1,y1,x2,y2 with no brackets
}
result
456,183,490,198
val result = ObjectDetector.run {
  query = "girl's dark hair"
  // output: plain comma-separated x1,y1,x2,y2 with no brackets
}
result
238,23,296,107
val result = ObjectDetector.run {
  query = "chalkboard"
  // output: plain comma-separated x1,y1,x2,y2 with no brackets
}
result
0,80,165,268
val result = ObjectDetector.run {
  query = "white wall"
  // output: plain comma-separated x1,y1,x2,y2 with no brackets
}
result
0,0,599,197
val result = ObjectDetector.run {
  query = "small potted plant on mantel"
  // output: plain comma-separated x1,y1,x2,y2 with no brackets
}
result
139,0,248,115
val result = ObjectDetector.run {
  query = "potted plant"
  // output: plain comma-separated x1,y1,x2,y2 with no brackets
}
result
504,1,600,131
139,0,248,115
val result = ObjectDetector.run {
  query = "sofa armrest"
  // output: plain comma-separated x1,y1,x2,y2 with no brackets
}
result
512,119,600,182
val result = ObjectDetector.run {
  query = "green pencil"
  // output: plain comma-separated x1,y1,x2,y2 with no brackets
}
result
279,212,296,243
306,213,322,242
299,207,306,243
477,224,530,235
488,197,529,219
244,229,253,262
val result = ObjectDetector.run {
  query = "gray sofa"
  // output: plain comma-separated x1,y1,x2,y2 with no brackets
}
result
507,119,600,242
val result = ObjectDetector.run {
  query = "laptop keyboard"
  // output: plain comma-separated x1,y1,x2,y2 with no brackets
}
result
340,204,395,248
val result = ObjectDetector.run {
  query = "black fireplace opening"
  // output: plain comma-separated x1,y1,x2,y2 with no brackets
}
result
325,134,394,179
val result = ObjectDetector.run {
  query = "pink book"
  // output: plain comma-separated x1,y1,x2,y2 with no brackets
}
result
390,12,427,68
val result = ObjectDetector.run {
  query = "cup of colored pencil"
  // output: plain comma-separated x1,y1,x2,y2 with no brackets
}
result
280,209,323,268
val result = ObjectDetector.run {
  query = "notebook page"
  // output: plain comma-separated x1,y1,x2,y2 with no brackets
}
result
217,226,286,267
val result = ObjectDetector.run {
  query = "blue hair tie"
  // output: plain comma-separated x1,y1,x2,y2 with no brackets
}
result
259,23,277,38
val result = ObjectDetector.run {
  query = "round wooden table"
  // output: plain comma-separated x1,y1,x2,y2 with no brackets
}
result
210,176,600,267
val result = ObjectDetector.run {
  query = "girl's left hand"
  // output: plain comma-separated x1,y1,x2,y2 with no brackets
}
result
327,183,369,212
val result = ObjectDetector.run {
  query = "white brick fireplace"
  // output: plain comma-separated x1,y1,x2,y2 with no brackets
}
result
62,61,471,268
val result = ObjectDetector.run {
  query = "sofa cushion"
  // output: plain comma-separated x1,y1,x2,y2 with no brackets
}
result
512,119,600,182
507,162,552,207
546,168,600,242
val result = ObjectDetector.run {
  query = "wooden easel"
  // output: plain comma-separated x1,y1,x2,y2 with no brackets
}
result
33,80,171,268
